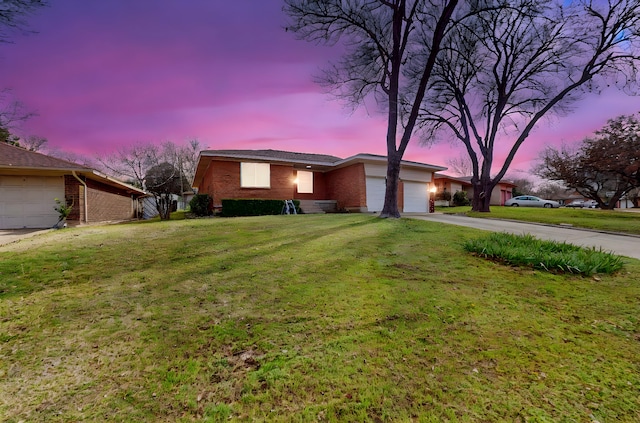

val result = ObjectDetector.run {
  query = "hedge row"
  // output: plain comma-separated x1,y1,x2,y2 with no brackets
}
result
221,199,301,217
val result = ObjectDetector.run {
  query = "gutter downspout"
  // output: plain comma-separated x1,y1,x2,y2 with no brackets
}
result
72,171,88,223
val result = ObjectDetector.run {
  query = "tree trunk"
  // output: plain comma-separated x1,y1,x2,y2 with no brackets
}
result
603,194,622,210
155,194,172,220
471,178,493,212
379,152,402,218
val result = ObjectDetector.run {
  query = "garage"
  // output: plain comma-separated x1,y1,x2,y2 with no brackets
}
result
0,175,64,229
365,176,386,213
403,181,428,213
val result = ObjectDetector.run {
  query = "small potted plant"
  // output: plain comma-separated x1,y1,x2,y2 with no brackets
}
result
53,198,73,229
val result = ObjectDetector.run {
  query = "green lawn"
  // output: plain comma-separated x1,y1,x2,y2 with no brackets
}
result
440,206,640,235
1,215,639,422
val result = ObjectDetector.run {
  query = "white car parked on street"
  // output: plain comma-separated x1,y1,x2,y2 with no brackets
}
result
504,195,560,208
566,199,599,208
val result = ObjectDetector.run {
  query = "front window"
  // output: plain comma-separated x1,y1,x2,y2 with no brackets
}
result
297,170,313,194
240,162,270,188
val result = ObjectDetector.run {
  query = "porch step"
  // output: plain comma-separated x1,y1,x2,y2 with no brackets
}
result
297,200,338,214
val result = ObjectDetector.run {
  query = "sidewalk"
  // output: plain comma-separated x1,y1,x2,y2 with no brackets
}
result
408,213,640,260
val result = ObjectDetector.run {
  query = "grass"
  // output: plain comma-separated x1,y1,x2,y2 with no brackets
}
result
439,206,640,235
463,232,625,275
1,215,639,422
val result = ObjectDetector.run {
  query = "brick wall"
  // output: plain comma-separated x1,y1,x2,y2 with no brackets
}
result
198,160,371,211
64,175,136,223
202,160,297,207
64,175,84,223
87,189,134,222
325,163,366,210
294,171,327,200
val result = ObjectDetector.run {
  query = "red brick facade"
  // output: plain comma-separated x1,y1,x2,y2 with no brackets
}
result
324,164,367,210
64,175,137,224
204,160,299,208
64,175,85,222
197,160,370,212
294,171,328,200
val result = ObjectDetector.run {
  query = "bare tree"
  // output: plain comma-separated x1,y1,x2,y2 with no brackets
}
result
0,0,47,44
98,142,159,188
445,154,473,176
536,114,640,209
420,0,640,212
0,89,35,140
178,138,203,185
508,176,535,196
145,162,189,220
21,134,47,151
284,0,460,218
2,0,46,138
1,2,47,144
535,181,570,201
98,140,203,219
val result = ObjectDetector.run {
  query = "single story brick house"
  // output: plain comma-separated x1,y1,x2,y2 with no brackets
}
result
192,149,446,213
432,174,473,205
433,173,516,206
0,142,146,229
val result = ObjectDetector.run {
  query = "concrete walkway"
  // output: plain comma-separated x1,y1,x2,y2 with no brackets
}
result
408,213,640,260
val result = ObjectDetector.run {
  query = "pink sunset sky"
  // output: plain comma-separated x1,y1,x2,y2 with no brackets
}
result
1,1,638,177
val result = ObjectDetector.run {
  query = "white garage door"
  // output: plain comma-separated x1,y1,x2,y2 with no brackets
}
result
403,181,428,213
365,176,386,213
0,175,65,229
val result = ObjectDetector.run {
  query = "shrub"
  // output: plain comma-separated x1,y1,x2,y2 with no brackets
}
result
221,199,300,217
463,232,624,275
189,194,212,217
452,190,470,206
435,190,452,201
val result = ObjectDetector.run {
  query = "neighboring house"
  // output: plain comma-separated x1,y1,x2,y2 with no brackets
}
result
471,179,516,206
616,197,635,209
192,149,446,214
432,174,472,206
0,142,146,229
433,174,515,206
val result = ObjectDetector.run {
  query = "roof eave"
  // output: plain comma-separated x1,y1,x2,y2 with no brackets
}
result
199,151,339,167
338,153,447,172
0,165,92,173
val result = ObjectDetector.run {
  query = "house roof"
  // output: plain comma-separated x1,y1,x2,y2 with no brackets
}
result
193,149,447,188
200,149,343,165
0,142,145,196
433,173,473,186
338,154,446,172
0,142,91,171
434,173,517,188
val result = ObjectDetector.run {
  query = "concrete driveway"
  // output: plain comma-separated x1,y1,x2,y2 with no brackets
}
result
409,213,640,260
0,229,52,247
